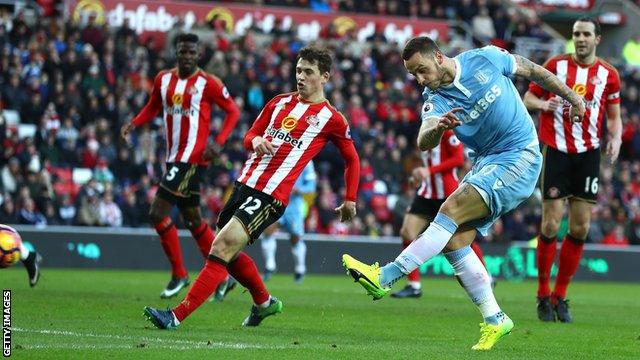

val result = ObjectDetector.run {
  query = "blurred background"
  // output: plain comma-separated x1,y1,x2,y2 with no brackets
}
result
0,0,638,253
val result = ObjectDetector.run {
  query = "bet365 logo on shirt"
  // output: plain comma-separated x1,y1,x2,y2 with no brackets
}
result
459,85,503,123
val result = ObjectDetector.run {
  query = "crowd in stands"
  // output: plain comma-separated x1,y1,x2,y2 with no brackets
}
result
0,2,639,246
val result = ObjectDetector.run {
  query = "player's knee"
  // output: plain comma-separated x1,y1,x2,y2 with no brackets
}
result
569,223,589,240
541,217,560,237
210,234,234,256
438,200,456,218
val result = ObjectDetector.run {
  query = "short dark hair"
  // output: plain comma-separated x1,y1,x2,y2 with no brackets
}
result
176,33,199,45
575,17,601,36
297,47,332,74
402,36,441,61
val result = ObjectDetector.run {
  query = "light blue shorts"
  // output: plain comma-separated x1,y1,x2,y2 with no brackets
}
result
279,201,305,237
461,145,542,236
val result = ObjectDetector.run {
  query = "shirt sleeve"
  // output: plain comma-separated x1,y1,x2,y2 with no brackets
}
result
329,113,359,202
131,73,163,127
479,45,517,76
605,67,621,105
207,76,241,146
421,94,450,122
243,95,279,151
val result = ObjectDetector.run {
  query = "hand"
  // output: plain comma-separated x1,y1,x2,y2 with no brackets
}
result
606,137,621,164
409,167,429,187
334,201,356,222
120,123,134,142
437,108,463,130
543,97,563,112
569,99,586,123
202,142,222,161
251,136,277,156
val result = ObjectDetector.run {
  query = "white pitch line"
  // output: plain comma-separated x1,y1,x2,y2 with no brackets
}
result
13,327,285,350
20,344,238,350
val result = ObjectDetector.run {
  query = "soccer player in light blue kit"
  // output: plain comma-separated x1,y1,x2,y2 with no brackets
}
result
261,161,317,283
343,37,585,350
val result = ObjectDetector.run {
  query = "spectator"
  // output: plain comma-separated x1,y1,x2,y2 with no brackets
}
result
601,224,630,247
472,7,496,42
58,195,77,226
18,197,47,226
1,158,23,195
622,34,640,68
77,192,102,226
98,191,122,227
121,190,143,227
0,196,18,224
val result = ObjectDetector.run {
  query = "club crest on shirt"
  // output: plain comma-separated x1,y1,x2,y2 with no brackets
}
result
474,69,490,85
305,115,320,127
589,76,603,86
281,115,298,132
188,85,199,95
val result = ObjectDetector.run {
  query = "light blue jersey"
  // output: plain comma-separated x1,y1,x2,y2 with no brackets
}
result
421,46,542,235
280,161,317,236
422,46,538,156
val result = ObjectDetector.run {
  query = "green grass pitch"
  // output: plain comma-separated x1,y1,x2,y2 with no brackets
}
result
3,268,639,359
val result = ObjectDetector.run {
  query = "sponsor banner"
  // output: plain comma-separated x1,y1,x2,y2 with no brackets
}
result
511,0,595,11
67,0,449,45
12,225,640,282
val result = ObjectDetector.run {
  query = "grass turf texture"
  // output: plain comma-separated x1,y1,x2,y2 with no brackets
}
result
4,268,639,359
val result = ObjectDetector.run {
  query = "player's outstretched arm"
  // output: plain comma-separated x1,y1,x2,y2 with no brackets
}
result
513,55,585,122
122,74,163,142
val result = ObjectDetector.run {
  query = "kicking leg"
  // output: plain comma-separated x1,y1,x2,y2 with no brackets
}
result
343,183,490,299
391,213,429,298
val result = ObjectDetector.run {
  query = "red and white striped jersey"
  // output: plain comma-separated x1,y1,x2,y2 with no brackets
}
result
239,92,359,205
528,55,621,154
416,130,465,200
132,68,240,165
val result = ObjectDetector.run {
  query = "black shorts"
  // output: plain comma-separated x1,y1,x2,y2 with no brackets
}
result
407,197,445,218
157,162,205,207
217,182,285,242
540,144,600,202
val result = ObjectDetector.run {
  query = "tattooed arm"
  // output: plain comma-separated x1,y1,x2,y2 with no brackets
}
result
513,54,585,122
418,108,463,151
418,117,445,151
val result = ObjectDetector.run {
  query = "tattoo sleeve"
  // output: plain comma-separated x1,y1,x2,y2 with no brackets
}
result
418,117,445,151
514,54,581,106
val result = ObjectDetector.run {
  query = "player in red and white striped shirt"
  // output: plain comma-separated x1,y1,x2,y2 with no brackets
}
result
143,47,360,330
523,18,623,323
121,33,240,298
390,131,490,298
